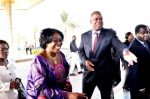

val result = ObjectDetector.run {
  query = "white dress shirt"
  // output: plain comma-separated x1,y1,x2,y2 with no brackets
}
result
0,61,18,99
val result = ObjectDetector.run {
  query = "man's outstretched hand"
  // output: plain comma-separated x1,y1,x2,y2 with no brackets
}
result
123,49,137,66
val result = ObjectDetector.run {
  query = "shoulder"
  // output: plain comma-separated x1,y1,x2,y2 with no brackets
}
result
7,59,16,70
81,30,91,36
32,54,47,65
129,39,138,48
106,28,116,34
60,51,65,58
101,28,116,37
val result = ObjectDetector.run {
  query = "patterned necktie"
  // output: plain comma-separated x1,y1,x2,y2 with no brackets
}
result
93,32,98,54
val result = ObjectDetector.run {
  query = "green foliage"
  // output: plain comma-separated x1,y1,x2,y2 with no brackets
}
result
32,48,41,55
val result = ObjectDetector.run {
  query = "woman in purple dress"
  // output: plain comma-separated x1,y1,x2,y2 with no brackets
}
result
26,28,87,99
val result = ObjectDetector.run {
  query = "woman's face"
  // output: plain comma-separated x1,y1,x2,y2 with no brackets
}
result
46,32,63,54
128,34,134,42
0,43,9,59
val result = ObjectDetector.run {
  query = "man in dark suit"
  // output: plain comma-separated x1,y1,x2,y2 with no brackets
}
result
78,11,137,99
127,24,150,99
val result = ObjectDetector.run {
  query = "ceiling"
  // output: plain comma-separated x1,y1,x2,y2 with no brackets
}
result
0,0,44,10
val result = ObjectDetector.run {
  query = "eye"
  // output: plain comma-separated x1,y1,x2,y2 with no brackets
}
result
52,39,63,43
0,48,8,51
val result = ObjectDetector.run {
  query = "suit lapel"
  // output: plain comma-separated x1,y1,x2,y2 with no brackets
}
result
95,29,105,54
135,39,150,54
86,31,93,52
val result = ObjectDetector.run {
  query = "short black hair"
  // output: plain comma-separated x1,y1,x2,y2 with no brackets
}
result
125,32,132,40
135,24,148,35
0,39,9,49
91,11,101,17
39,28,64,49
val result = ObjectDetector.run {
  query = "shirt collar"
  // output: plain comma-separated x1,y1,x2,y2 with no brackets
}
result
92,30,100,35
136,38,144,45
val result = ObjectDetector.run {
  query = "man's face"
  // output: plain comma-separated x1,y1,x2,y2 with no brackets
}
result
136,28,149,42
90,13,103,31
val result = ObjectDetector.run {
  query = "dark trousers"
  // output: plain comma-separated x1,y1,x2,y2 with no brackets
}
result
82,73,113,99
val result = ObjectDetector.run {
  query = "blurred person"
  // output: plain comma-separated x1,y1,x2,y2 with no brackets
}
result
110,47,121,99
29,44,34,55
122,32,134,91
69,35,83,76
25,41,30,55
127,24,150,99
78,10,137,99
26,28,88,99
110,28,122,99
124,32,134,46
0,40,20,99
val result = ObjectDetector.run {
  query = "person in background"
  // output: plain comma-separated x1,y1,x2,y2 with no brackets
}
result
78,10,137,99
127,24,150,99
124,32,134,46
0,40,19,99
122,32,134,91
25,41,30,55
69,35,83,76
29,44,34,55
110,28,122,99
110,47,121,99
26,28,88,99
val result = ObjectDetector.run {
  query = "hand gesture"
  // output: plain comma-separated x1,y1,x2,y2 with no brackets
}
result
67,92,88,99
10,81,20,89
85,60,94,71
123,49,137,66
64,80,72,92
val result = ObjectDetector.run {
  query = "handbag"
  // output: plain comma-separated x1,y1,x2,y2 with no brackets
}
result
15,78,26,99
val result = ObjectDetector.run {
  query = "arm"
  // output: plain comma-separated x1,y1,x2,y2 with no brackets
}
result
0,81,19,92
110,30,126,56
0,59,19,92
78,34,87,65
78,34,94,71
0,82,11,91
61,52,72,92
27,57,67,99
110,30,137,65
64,78,72,92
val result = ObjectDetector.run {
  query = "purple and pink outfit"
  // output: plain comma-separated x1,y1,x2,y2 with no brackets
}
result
26,52,70,99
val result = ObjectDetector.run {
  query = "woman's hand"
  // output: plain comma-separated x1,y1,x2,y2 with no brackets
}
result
10,81,20,89
67,92,88,99
64,80,72,92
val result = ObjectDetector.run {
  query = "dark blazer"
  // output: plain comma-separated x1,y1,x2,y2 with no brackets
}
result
70,40,78,52
128,38,150,89
79,28,126,82
111,47,121,86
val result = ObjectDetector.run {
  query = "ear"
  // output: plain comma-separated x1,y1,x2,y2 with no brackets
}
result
90,19,92,24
